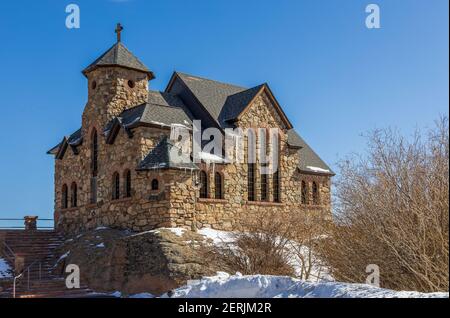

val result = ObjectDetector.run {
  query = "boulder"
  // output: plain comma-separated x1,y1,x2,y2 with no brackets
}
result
52,228,217,296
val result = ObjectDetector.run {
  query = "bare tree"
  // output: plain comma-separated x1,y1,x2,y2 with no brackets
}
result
206,210,327,279
319,116,449,292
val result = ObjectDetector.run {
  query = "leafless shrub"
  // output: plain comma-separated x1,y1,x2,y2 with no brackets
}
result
206,210,327,279
318,116,449,292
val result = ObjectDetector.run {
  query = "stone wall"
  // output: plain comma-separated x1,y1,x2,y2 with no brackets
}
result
167,91,332,230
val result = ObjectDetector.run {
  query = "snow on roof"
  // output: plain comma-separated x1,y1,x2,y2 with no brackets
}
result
306,166,331,174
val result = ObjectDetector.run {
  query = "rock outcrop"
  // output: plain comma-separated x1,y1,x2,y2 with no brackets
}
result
52,228,216,296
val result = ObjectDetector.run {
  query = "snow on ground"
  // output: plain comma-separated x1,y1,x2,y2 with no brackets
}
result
197,227,234,245
163,272,449,299
195,227,331,282
0,257,12,279
166,228,186,237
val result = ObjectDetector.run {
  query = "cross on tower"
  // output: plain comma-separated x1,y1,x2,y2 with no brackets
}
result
115,23,123,42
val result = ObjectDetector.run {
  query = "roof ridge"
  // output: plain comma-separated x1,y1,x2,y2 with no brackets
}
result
175,71,247,90
227,83,265,97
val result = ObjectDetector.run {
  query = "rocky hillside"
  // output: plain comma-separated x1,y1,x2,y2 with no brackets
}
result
52,228,217,296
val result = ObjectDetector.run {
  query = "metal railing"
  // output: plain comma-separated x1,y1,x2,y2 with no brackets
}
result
0,218,54,230
2,241,15,264
13,260,42,298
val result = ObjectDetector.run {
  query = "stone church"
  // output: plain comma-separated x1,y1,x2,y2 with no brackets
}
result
48,27,334,234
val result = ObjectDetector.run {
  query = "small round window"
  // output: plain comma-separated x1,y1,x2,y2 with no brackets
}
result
91,80,97,90
127,80,135,88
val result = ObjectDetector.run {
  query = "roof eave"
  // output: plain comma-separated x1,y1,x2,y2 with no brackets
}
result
82,64,155,80
298,168,335,177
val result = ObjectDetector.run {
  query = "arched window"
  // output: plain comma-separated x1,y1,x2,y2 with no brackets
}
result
199,171,208,198
61,184,68,209
112,172,120,200
214,172,223,199
71,182,78,208
273,170,280,203
247,130,256,202
124,170,132,197
301,180,308,204
312,181,320,205
90,177,97,204
91,129,98,175
151,178,159,191
261,172,268,201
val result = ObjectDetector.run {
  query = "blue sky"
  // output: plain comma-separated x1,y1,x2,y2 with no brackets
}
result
0,0,448,223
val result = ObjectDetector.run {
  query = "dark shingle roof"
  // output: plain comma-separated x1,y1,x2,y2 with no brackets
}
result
175,72,247,126
47,128,82,155
82,42,154,79
173,73,292,129
288,129,334,175
137,136,198,171
113,91,193,129
219,84,265,125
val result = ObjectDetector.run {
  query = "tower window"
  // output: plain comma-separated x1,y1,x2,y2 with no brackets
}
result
71,182,78,208
127,80,135,88
124,170,132,197
112,172,120,200
90,177,97,204
151,178,159,191
91,80,97,90
61,184,68,209
91,129,98,175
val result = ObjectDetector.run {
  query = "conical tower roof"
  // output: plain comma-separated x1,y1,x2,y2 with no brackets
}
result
82,42,154,79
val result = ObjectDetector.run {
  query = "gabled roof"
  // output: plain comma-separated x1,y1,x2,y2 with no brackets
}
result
47,128,82,157
288,129,335,176
167,72,292,129
82,42,154,79
137,136,198,171
104,91,193,144
219,84,265,125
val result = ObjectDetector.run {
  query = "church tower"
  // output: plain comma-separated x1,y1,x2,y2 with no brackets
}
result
81,23,154,132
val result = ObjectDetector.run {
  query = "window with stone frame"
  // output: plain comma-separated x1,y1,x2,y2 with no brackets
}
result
248,163,256,201
90,177,97,204
312,181,320,205
301,180,308,204
273,170,280,203
151,178,159,191
261,171,268,201
112,172,120,200
91,128,98,175
124,170,132,197
70,182,78,208
62,184,68,209
199,171,208,199
214,172,223,199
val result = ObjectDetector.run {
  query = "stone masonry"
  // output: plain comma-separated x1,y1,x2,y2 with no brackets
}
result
49,35,334,235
